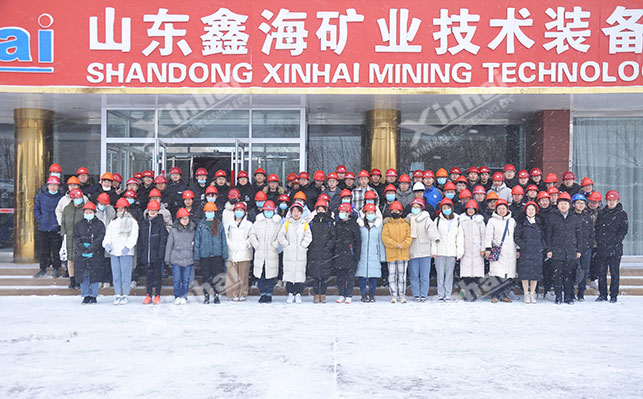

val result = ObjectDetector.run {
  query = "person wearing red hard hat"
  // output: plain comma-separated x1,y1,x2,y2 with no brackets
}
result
478,166,492,190
189,167,210,209
558,171,581,196
529,168,544,192
61,188,88,289
38,163,66,196
248,199,281,303
509,185,526,218
94,192,116,290
252,167,267,193
164,167,188,218
579,177,595,199
235,170,256,210
514,201,546,304
139,199,169,305
306,197,336,304
352,170,379,211
111,173,123,195
503,164,517,188
55,176,89,227
458,198,486,301
516,170,530,191
489,171,512,205
484,196,518,303
396,173,414,209
379,184,399,219
432,197,464,302
33,175,65,279
336,165,348,188
369,168,385,199
412,169,424,184
278,200,313,304
355,202,384,303
146,188,174,232
73,200,106,304
585,190,602,290
194,201,226,304
343,171,356,191
179,190,203,225
332,200,361,301
302,170,327,211
75,166,95,197
405,196,438,302
225,200,253,298
165,206,197,305
382,200,411,303
385,168,398,187
103,193,139,305
448,167,461,183
262,173,286,206
595,190,628,303
423,170,444,211
466,167,479,188
212,170,230,210
325,172,342,211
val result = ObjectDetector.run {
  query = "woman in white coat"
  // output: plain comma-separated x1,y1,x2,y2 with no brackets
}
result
102,198,139,305
431,198,464,302
484,199,518,303
458,199,486,301
405,198,439,302
248,200,282,303
278,203,312,304
224,202,253,301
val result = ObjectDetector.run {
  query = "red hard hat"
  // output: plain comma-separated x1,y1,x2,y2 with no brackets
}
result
473,185,486,195
237,170,249,179
562,171,575,181
581,177,594,187
344,172,355,180
385,184,397,193
398,174,411,183
338,203,352,213
154,175,167,184
268,174,280,182
97,193,110,204
547,186,559,195
544,173,558,183
195,168,208,176
82,201,97,211
465,199,479,209
142,170,154,178
319,193,330,202
363,203,377,212
390,201,403,211
518,170,530,179
605,190,620,200
149,188,162,198
459,189,472,199
512,185,525,195
215,170,226,178
313,170,326,181
523,201,540,214
530,168,543,177
364,190,377,200
588,191,602,202
439,198,454,207
182,190,195,200
412,170,424,178
358,170,370,178
336,165,347,173
255,190,267,201
124,190,137,198
147,200,161,210
205,186,218,195
133,172,143,179
46,176,61,185
492,172,504,181
423,170,435,179
385,168,398,177
176,208,190,218
263,200,276,211
478,166,490,174
443,181,457,191
76,167,89,175
287,172,297,182
327,172,339,180
49,163,62,173
69,188,83,199
496,199,509,208
340,189,352,198
456,175,468,184
537,191,550,201
233,202,247,211
228,189,240,199
314,199,329,209
278,194,290,203
467,167,479,174
450,167,461,175
558,192,572,202
370,168,382,176
254,167,266,176
126,178,138,186
298,171,310,180
169,167,182,175
115,198,130,208
504,164,516,172
411,197,425,208
526,184,539,192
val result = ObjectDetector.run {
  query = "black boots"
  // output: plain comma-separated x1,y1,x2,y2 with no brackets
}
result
33,270,47,278
610,296,618,303
68,276,80,289
595,296,608,302
82,296,90,304
203,292,210,304
212,294,220,304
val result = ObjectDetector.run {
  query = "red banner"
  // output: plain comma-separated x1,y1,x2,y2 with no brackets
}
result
1,0,643,91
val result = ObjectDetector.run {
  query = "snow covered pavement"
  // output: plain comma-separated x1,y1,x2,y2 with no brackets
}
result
1,295,642,399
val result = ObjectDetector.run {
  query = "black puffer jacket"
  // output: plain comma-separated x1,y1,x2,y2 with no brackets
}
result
575,210,595,253
137,214,169,265
236,182,256,209
514,215,546,265
595,203,628,257
332,215,361,271
545,209,581,261
307,212,336,279
165,180,188,216
73,217,106,283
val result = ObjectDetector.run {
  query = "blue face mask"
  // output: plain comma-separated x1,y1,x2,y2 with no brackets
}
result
437,177,447,185
205,211,215,220
84,213,95,221
338,212,348,220
197,179,206,185
279,203,288,210
126,198,134,204
365,199,375,204
411,207,421,215
386,194,396,202
264,210,274,219
256,201,265,208
442,208,452,216
445,192,455,199
366,213,376,222
234,210,245,219
48,190,58,195
73,198,83,206
342,198,351,203
97,204,106,212
206,197,216,203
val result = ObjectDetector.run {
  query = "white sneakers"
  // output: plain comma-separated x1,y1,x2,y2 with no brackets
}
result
344,297,352,304
399,296,407,304
286,293,294,304
174,297,188,305
336,296,345,303
113,296,128,305
295,293,302,304
120,296,128,305
391,296,397,303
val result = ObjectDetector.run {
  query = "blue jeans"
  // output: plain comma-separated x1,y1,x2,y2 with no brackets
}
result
359,277,377,296
110,255,133,296
80,270,99,297
172,265,193,298
258,269,275,297
408,256,431,297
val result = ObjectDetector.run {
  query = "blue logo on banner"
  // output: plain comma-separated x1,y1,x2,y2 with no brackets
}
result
0,13,54,73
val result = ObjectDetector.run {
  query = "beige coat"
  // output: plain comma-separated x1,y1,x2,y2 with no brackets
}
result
458,213,486,277
248,213,282,279
484,211,517,279
405,211,439,259
225,217,253,262
278,217,312,283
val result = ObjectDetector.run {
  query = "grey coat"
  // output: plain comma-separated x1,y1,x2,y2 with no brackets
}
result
164,221,196,267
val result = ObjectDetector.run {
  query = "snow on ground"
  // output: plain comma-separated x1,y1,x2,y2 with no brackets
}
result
1,295,643,399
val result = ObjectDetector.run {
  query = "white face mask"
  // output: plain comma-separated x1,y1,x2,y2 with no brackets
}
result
102,185,111,191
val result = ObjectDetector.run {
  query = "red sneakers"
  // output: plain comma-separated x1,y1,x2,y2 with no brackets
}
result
142,294,152,304
153,295,161,305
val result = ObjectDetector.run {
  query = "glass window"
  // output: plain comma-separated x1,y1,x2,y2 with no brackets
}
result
0,123,14,249
158,109,248,139
107,110,155,138
55,118,101,182
252,110,300,138
252,143,300,183
106,143,155,180
307,124,363,173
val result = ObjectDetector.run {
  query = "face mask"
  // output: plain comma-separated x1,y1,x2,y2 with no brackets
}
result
342,198,351,203
73,198,83,206
264,211,274,219
117,210,125,218
279,203,288,210
102,185,111,191
338,212,348,220
197,179,206,185
205,211,215,220
230,198,239,204
207,197,216,203
48,190,58,195
365,199,375,205
50,172,61,178
391,213,401,219
445,192,455,200
256,201,265,208
234,210,245,219
437,178,447,185
411,207,421,215
84,213,95,221
442,208,452,216
386,194,396,202
126,198,134,204
366,213,376,222
97,204,106,212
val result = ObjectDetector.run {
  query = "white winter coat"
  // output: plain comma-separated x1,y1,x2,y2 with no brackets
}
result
431,213,464,258
459,213,486,277
102,213,139,256
405,211,439,259
248,213,282,279
225,217,253,262
278,217,313,283
222,201,235,227
484,211,517,278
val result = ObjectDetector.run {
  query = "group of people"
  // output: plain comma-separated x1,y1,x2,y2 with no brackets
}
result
33,163,628,305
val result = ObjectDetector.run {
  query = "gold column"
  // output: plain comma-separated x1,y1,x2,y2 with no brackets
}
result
366,109,400,173
13,108,54,263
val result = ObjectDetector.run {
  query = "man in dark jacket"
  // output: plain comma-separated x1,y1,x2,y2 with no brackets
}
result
595,190,628,303
307,201,336,302
73,202,106,304
190,168,210,209
165,167,188,217
545,192,581,304
90,173,118,206
332,203,361,303
235,170,257,210
559,171,581,196
33,176,64,278
137,201,169,303
572,194,595,300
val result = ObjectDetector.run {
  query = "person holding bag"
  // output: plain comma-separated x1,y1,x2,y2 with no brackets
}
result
484,199,518,303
